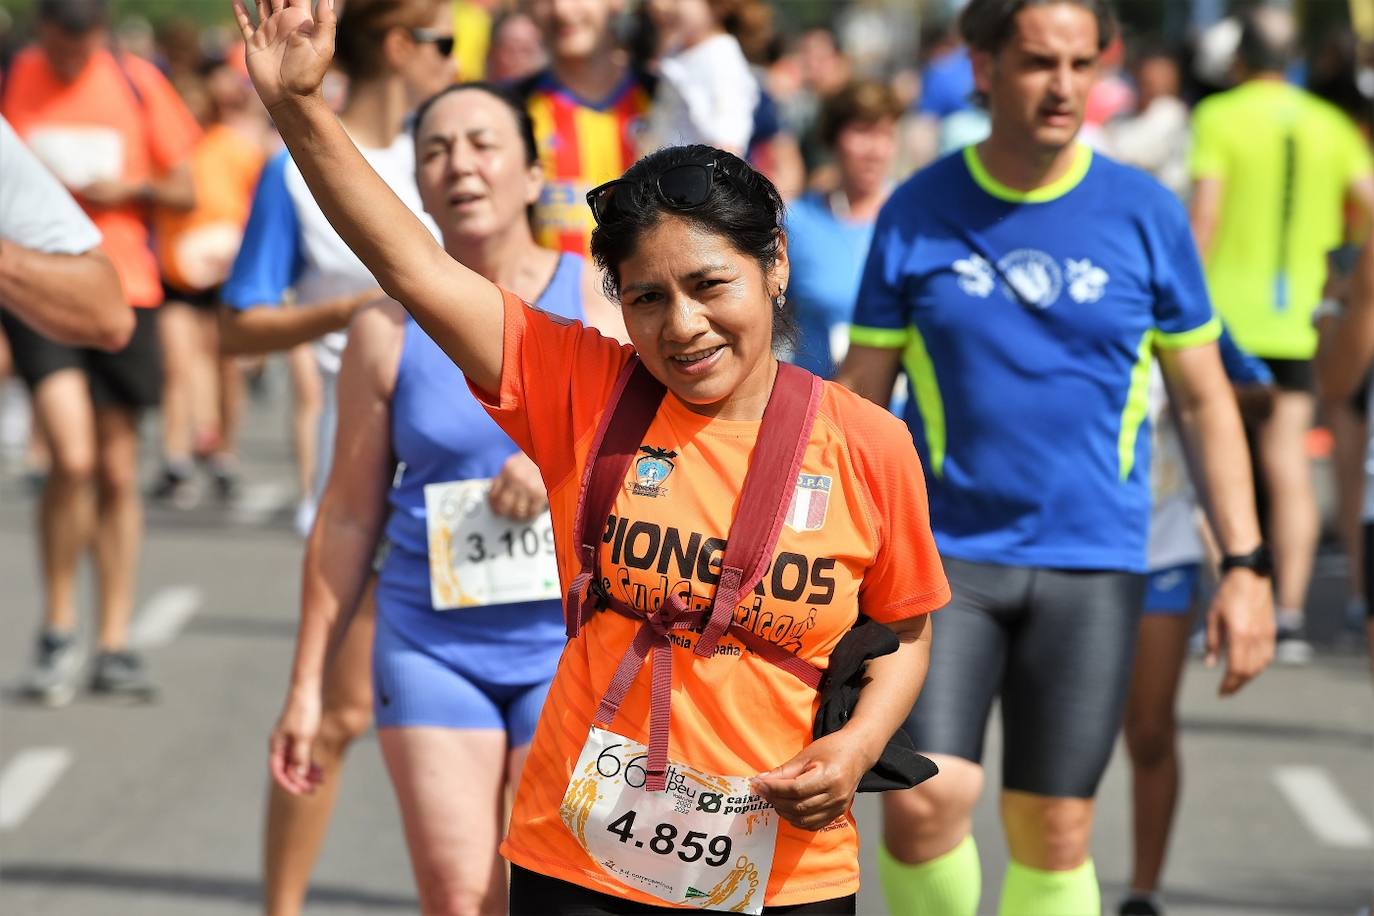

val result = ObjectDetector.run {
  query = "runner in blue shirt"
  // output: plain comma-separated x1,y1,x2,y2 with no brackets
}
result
783,79,901,378
836,1,1275,914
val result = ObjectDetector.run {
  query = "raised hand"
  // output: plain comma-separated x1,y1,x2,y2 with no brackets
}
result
232,0,337,112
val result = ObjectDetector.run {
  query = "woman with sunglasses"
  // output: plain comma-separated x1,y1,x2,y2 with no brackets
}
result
221,0,453,542
236,1,948,912
223,1,453,913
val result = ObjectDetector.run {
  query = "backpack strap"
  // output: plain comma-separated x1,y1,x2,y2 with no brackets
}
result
588,362,824,791
695,361,821,657
565,357,665,638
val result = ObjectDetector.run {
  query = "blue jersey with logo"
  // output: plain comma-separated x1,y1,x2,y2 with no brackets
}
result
851,146,1218,572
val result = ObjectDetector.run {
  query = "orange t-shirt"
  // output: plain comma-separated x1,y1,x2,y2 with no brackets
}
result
3,47,201,307
155,123,266,292
476,290,950,907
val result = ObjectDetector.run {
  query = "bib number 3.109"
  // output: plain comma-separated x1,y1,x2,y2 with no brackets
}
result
423,478,559,610
560,727,779,914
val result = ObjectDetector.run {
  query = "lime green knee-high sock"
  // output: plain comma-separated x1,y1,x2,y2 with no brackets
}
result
997,857,1100,916
878,835,981,916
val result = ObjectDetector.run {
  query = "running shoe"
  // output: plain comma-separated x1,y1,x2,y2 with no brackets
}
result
88,650,158,703
1119,895,1163,916
1275,620,1314,665
294,498,317,538
149,465,197,510
208,457,240,505
1345,596,1369,632
18,629,83,707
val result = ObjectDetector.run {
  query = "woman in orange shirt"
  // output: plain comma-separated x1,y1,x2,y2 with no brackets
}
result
235,1,948,912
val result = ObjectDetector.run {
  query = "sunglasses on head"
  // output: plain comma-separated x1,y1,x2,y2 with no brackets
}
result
585,160,727,226
410,28,455,57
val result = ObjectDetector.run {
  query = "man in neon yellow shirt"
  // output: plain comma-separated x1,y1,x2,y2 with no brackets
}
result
1190,8,1374,664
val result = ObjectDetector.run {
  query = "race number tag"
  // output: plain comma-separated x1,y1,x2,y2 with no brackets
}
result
423,479,559,610
560,726,779,914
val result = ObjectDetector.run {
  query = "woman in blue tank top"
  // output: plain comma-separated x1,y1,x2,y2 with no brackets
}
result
267,82,625,914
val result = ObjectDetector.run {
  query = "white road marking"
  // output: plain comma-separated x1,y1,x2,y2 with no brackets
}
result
229,479,295,526
129,586,204,650
0,748,72,830
1272,765,1374,849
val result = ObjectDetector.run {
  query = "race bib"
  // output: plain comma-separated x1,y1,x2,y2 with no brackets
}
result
423,479,559,610
26,126,123,188
560,726,779,914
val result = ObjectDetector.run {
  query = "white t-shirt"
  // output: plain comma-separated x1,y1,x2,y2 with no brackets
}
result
0,114,102,255
224,131,438,377
648,34,758,154
284,133,438,375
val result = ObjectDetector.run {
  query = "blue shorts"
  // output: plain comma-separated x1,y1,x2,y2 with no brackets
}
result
372,608,555,746
1143,563,1201,615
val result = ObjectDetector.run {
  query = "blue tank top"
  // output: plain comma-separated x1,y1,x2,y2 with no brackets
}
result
375,253,585,684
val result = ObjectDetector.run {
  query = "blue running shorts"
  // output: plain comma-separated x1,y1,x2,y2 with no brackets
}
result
372,609,553,746
1143,563,1201,615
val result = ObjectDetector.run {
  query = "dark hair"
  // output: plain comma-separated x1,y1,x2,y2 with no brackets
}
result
334,0,442,82
958,0,1116,56
818,79,904,148
1126,35,1176,69
1236,9,1293,75
712,0,775,64
38,0,108,33
589,145,797,350
411,81,539,165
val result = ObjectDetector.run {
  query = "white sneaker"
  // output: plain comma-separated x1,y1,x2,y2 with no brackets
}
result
294,498,317,538
20,630,84,707
1275,623,1314,665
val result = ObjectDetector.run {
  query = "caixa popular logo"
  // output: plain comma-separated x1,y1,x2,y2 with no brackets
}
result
631,446,677,497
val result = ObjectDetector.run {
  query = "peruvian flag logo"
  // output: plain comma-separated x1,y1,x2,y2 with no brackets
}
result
785,474,832,532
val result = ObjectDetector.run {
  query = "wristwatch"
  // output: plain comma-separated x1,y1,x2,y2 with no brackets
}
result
1219,544,1273,578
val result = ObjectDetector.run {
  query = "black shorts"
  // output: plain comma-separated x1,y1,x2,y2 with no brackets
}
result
903,556,1146,798
1352,370,1372,419
509,865,857,915
0,307,162,411
161,283,221,311
1260,357,1314,394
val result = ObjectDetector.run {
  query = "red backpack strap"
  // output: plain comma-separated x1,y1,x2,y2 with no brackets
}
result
565,358,665,638
695,363,822,656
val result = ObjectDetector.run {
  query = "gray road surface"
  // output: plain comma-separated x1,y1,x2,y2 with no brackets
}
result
1,370,1371,916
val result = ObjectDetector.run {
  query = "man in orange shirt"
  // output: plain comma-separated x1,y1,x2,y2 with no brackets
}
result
1,0,199,705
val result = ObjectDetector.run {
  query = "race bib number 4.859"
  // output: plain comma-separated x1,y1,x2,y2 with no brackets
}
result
560,727,780,914
423,479,559,610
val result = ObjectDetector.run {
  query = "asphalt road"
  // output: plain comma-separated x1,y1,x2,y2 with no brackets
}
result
1,367,1371,916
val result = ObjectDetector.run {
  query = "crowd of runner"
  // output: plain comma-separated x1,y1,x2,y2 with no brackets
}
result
2,0,1372,914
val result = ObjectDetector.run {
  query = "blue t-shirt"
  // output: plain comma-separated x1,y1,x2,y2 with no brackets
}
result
851,145,1219,572
783,192,876,377
917,47,975,119
1218,324,1272,385
375,254,586,685
222,151,302,311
